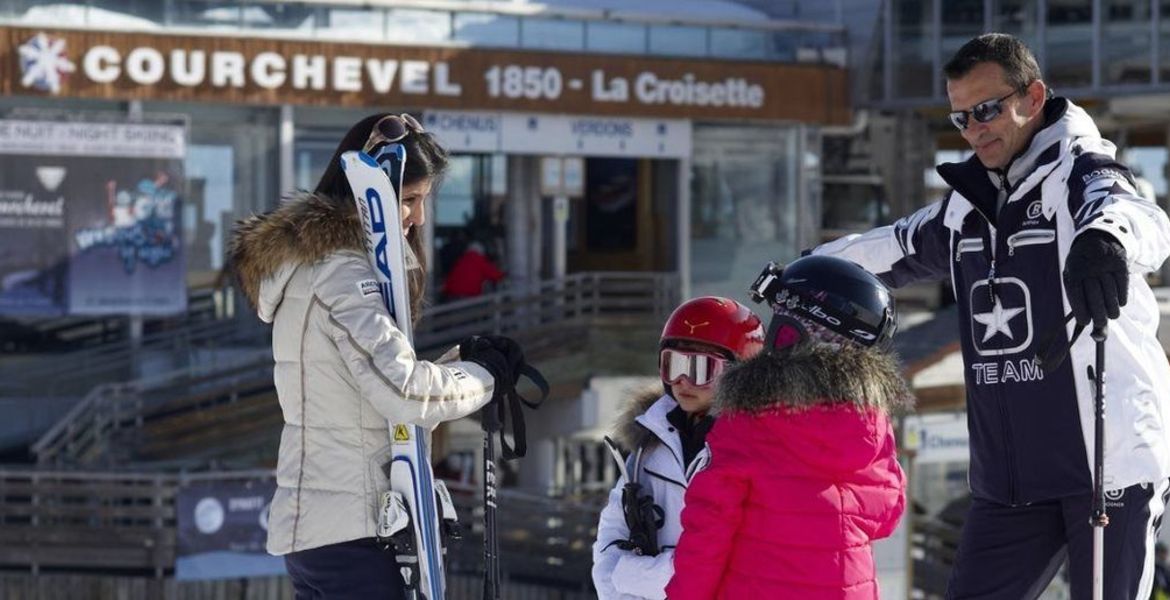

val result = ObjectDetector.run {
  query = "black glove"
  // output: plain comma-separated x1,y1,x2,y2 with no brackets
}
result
458,336,512,391
479,335,526,387
1063,231,1128,330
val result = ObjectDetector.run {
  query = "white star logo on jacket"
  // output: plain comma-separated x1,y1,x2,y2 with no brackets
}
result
973,303,1026,342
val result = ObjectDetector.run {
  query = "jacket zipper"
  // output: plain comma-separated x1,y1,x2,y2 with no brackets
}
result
970,181,1019,504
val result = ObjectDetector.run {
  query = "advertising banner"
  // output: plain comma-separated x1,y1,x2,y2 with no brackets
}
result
0,118,186,316
175,477,285,581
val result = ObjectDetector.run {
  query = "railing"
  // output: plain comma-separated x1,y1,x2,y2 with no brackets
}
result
416,271,680,351
29,272,680,467
31,359,275,467
0,468,601,596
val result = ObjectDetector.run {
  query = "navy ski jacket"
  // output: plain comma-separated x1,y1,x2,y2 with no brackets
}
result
816,98,1170,505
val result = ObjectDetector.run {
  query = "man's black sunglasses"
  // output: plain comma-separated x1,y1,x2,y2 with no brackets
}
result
948,90,1023,131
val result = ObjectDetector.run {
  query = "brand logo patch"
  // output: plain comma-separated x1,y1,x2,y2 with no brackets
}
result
358,279,380,297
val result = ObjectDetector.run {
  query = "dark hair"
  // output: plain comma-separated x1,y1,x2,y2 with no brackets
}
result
314,113,449,321
943,33,1042,92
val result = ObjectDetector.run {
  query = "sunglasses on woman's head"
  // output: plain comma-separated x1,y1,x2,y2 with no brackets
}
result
362,113,425,154
948,90,1022,131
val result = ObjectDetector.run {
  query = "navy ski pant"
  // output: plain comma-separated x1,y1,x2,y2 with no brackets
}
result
947,479,1170,599
284,538,407,600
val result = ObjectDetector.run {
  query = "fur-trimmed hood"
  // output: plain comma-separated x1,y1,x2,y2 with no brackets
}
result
611,389,666,452
715,343,914,415
230,192,364,312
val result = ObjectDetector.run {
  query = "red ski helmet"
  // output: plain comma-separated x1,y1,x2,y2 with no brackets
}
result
660,297,764,361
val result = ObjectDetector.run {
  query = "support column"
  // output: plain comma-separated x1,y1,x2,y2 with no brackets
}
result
278,105,295,198
677,157,692,301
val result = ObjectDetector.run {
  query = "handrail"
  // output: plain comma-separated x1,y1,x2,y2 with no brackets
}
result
29,271,679,467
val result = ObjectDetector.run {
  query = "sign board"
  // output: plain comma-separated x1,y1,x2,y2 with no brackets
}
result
498,114,691,158
562,157,584,197
176,478,285,581
540,156,564,197
903,412,970,465
1,26,850,124
425,111,691,159
0,118,186,317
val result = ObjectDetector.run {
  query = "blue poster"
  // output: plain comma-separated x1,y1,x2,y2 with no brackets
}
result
0,119,187,316
175,478,286,581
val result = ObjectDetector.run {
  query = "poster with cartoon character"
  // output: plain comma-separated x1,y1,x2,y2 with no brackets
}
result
0,118,186,316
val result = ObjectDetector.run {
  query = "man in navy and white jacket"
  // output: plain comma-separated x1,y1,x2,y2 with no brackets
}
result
814,33,1170,599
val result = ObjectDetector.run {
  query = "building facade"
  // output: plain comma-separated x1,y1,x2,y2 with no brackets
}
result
1,0,853,310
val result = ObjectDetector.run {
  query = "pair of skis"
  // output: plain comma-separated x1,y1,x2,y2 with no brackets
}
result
341,146,446,599
342,142,547,600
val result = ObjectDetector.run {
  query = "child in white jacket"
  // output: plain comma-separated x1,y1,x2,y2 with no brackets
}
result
591,297,763,599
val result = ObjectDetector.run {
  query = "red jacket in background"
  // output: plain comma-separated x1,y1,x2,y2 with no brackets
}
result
666,344,912,599
442,246,504,299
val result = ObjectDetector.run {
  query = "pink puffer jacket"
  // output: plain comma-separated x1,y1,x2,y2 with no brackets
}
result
666,344,911,599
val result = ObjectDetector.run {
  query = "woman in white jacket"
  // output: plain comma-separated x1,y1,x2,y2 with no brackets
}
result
592,297,763,599
231,113,522,599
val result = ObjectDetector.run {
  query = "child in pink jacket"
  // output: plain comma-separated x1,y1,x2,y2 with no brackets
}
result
666,256,912,599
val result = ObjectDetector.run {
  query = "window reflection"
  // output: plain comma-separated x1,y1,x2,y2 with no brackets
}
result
453,13,519,47
648,25,707,57
586,22,646,54
522,18,585,51
1104,0,1153,85
893,0,934,98
1046,1,1092,88
691,125,803,304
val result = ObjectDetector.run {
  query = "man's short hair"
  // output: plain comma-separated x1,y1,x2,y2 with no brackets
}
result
944,33,1042,91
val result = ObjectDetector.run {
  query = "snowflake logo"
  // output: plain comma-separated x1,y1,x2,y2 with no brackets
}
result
18,33,75,94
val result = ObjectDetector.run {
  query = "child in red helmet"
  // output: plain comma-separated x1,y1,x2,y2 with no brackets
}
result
666,256,912,599
592,297,764,600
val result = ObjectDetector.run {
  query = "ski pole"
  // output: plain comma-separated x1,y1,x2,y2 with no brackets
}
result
1088,325,1109,600
482,403,502,600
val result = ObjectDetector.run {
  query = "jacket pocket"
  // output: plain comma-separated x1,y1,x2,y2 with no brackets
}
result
1006,229,1056,256
955,237,984,262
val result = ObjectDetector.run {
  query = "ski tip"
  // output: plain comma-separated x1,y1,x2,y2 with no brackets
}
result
357,152,378,167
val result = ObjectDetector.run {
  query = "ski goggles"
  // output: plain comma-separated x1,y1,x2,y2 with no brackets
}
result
660,349,728,388
362,113,425,154
948,90,1021,131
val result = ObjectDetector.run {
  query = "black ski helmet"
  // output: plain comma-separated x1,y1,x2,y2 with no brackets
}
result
748,255,897,349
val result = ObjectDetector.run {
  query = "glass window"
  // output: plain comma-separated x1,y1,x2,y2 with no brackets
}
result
5,1,91,26
691,125,803,305
710,28,767,60
585,21,646,54
942,1,985,93
453,13,519,47
387,9,451,44
87,0,164,28
1161,1,1170,82
648,25,707,57
1104,0,1153,85
892,0,935,99
585,21,650,53
1046,0,1093,88
993,0,1040,59
435,157,476,227
522,18,584,51
315,8,384,42
171,2,257,31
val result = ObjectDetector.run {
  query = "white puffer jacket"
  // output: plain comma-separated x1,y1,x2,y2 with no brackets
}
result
592,394,707,600
232,193,495,556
